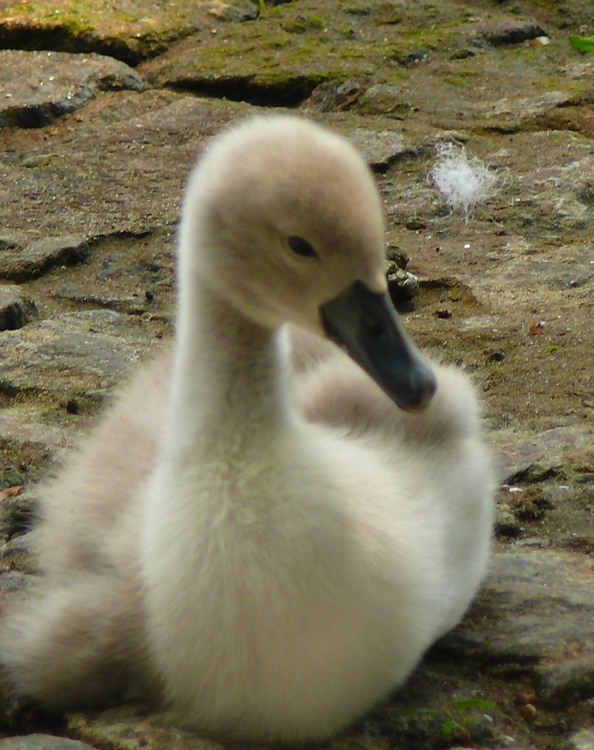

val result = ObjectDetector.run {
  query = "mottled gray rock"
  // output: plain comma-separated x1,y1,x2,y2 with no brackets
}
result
386,246,419,308
502,133,594,236
304,79,366,113
0,408,74,454
0,571,35,595
348,128,414,171
68,706,224,750
369,53,589,134
493,426,594,483
0,236,90,282
441,549,594,669
490,89,571,120
0,736,98,750
537,656,594,708
0,534,37,574
0,310,160,401
494,504,524,539
0,1,258,65
139,21,333,106
0,491,37,541
0,96,242,243
0,50,145,128
466,18,548,47
0,285,37,330
571,729,594,750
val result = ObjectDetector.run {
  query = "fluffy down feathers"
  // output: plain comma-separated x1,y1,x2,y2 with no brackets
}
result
0,116,494,742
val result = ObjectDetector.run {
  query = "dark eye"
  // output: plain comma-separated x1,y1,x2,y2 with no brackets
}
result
288,236,318,259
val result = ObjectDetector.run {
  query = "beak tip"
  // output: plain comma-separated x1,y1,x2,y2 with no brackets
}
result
399,376,437,413
320,281,438,416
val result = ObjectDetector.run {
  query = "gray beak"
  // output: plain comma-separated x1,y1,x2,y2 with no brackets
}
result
320,280,437,412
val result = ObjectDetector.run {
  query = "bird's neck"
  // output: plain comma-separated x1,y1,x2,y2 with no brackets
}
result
165,272,290,458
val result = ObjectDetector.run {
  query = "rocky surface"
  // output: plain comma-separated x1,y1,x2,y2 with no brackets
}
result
0,286,37,331
0,1,260,65
0,735,98,750
0,0,593,748
0,50,145,128
570,729,594,750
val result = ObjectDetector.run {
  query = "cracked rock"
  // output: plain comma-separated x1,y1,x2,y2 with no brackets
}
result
468,18,549,47
440,548,594,668
0,50,145,128
0,285,37,330
0,236,90,282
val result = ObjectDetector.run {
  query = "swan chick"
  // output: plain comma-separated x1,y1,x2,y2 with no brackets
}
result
0,115,495,743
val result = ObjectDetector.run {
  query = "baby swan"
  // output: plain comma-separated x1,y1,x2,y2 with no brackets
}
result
1,115,495,743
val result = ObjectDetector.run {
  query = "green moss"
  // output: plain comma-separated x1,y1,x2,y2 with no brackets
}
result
0,0,253,63
443,73,477,86
280,14,324,33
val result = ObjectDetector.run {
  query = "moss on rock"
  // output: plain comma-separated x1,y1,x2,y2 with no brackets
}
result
0,0,260,64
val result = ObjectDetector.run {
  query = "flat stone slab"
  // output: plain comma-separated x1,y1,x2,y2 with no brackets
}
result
0,310,159,402
571,729,594,750
465,18,548,47
139,0,593,131
68,707,224,750
347,128,416,171
442,548,594,676
0,96,244,245
0,236,91,282
0,1,259,65
0,50,145,128
0,735,98,750
0,92,437,254
0,407,75,458
493,425,594,483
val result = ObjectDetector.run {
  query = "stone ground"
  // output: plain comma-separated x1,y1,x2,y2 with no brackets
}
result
0,0,593,748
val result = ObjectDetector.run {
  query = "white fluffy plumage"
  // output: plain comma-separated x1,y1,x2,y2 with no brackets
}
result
1,116,495,743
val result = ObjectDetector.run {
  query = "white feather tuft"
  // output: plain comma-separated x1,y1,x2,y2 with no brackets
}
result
429,142,498,221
